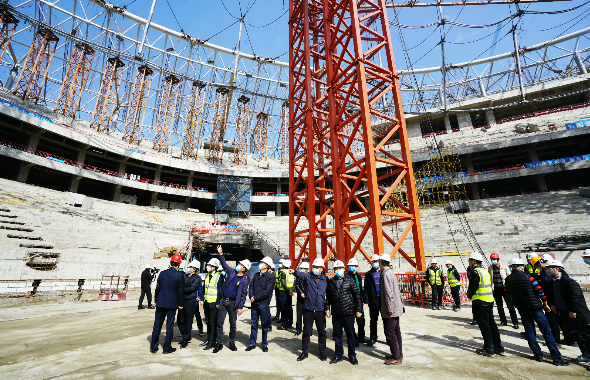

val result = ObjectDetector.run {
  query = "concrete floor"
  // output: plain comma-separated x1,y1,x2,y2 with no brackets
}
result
0,292,588,379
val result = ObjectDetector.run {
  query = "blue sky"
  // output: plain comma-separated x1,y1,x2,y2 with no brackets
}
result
120,0,589,69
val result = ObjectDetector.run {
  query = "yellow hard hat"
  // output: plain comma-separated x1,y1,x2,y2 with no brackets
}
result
530,256,542,267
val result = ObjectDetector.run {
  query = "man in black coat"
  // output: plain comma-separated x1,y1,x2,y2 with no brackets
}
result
326,260,362,365
364,254,381,345
177,260,201,349
139,264,156,310
150,255,185,354
294,261,309,336
346,258,367,347
247,256,275,352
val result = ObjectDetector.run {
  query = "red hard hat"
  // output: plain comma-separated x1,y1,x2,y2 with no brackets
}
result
170,254,182,263
490,253,499,260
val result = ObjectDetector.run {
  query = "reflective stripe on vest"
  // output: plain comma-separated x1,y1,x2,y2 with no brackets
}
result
526,263,540,275
283,269,295,291
447,269,461,287
428,268,442,286
472,267,494,302
204,272,220,303
275,272,282,290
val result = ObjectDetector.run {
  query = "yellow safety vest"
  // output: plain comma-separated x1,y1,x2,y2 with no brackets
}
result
275,271,282,290
472,267,494,302
204,272,220,303
428,267,442,286
283,269,295,291
526,263,540,276
447,269,461,287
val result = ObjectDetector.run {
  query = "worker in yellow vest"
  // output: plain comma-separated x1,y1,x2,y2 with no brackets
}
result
200,258,224,351
445,260,461,312
467,252,505,357
426,259,443,310
277,259,295,330
525,253,541,276
273,259,285,322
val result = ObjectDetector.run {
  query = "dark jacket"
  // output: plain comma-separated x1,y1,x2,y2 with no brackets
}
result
183,272,201,302
295,276,306,302
504,269,543,311
294,270,329,312
203,271,225,308
249,270,275,306
326,274,362,317
364,267,380,309
141,268,154,288
346,271,367,305
154,267,184,309
219,255,249,309
547,274,590,325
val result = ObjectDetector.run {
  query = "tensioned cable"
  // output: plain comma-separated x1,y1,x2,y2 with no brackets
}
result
247,9,288,28
407,27,438,50
447,22,511,45
204,19,241,42
220,0,240,19
243,21,257,56
527,5,590,33
165,0,184,33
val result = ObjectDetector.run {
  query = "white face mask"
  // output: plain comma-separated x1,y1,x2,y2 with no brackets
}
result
335,269,344,278
260,263,267,272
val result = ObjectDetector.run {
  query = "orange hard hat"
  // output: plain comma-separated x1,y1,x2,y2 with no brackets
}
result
170,254,182,264
490,253,499,260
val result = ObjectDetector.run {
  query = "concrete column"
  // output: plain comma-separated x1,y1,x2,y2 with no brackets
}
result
470,183,480,200
113,185,122,202
154,166,162,182
457,113,472,129
187,171,194,188
528,149,539,163
69,175,82,193
465,158,475,173
184,197,191,208
276,182,282,216
536,175,548,192
15,163,34,182
485,110,496,125
76,149,87,164
150,192,158,206
28,135,40,152
444,114,452,132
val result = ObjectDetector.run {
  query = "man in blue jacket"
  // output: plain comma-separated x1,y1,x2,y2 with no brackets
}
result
290,258,329,362
150,254,185,354
177,260,201,349
215,245,251,353
246,256,275,352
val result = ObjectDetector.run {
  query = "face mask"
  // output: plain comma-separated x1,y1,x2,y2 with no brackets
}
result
236,264,243,272
491,260,498,265
335,269,344,278
584,258,590,265
509,267,513,272
260,264,267,272
372,263,379,269
221,272,226,277
349,266,356,273
312,268,320,276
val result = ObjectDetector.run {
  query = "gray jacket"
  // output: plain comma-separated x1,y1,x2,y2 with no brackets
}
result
380,267,404,318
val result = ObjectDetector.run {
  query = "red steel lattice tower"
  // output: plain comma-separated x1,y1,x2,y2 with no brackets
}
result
90,56,125,133
208,87,230,163
233,95,251,165
13,28,59,104
280,101,289,165
253,112,269,162
0,9,19,65
288,0,425,270
55,42,96,118
153,74,180,153
123,65,153,144
183,81,206,159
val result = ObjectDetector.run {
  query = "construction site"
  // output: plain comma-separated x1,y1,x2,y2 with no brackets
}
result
0,0,590,378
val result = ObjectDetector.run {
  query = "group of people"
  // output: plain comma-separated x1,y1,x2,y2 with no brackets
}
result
143,245,590,369
146,249,404,365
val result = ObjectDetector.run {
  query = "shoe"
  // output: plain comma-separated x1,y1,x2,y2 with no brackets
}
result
148,305,155,309
512,324,519,329
499,322,508,327
494,350,506,356
455,307,461,312
163,348,176,354
432,306,436,310
179,342,188,349
437,306,441,310
277,326,286,331
470,320,477,325
351,357,358,365
229,342,237,351
385,358,403,365
295,330,302,336
138,306,145,310
574,354,590,363
203,344,213,350
476,348,494,358
297,353,308,361
452,305,456,311
320,353,327,361
365,338,374,347
150,347,159,354
553,358,569,366
212,343,223,353
262,346,268,352
178,333,183,337
199,331,204,336
199,341,209,347
273,316,279,321
245,345,256,351
330,357,343,364
534,354,543,362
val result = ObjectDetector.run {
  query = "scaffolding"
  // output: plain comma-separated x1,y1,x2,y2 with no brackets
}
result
123,65,153,144
182,81,206,159
13,28,59,103
90,56,125,133
280,101,289,165
54,42,95,118
233,95,250,165
208,87,229,163
253,112,269,162
415,147,466,208
0,9,19,65
153,74,180,153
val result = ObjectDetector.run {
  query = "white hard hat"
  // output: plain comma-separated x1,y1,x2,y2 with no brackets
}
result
145,263,152,269
431,258,438,264
347,258,359,266
445,260,453,265
261,257,274,268
283,259,292,268
300,262,309,270
207,258,220,268
239,259,251,271
542,254,553,262
526,253,538,260
334,260,345,268
279,259,285,264
379,253,391,262
188,260,200,268
546,259,563,268
508,258,525,266
371,254,380,262
312,258,325,268
583,249,590,258
469,252,483,262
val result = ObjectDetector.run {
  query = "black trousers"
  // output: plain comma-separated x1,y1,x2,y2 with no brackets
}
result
274,288,282,319
139,286,152,307
333,315,356,359
194,301,204,332
369,307,380,341
177,300,196,344
302,309,327,355
296,300,304,332
355,307,366,341
473,300,503,354
150,307,176,352
545,310,561,342
431,284,443,307
383,317,403,360
450,286,461,308
278,291,293,328
216,298,238,344
203,302,218,344
493,287,518,325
